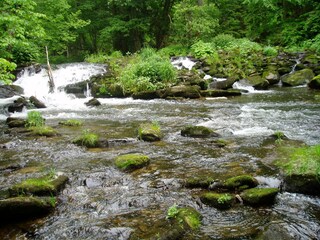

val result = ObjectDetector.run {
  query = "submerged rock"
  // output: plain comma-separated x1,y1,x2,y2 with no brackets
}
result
115,153,150,172
10,174,69,196
85,98,101,107
138,122,163,142
281,69,314,86
185,176,214,189
223,175,259,190
0,196,55,223
240,188,279,206
181,125,220,138
200,192,234,210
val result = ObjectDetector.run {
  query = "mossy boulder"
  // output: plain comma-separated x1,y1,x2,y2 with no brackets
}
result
200,192,234,210
208,76,238,90
29,96,46,108
162,85,201,99
262,68,280,85
308,75,320,89
10,174,69,196
72,131,100,148
6,117,26,128
0,196,55,223
181,125,220,138
132,90,161,100
246,75,270,90
281,69,314,86
138,122,163,142
185,176,214,189
282,174,320,195
201,89,242,97
240,188,279,206
223,175,258,190
115,153,150,171
167,206,202,231
28,126,58,137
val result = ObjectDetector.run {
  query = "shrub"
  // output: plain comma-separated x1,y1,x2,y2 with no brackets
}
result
211,34,236,50
0,58,17,85
158,45,189,57
190,40,216,58
26,111,45,128
263,46,278,56
85,53,108,63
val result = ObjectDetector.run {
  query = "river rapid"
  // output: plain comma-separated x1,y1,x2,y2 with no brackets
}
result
0,63,320,239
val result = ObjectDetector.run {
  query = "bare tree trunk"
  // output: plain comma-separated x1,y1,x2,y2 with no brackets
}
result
45,46,55,93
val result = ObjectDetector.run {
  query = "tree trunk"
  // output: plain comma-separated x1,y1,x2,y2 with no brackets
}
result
45,46,55,93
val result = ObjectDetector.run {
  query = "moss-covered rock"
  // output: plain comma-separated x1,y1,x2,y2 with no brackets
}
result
240,188,279,206
200,89,242,97
85,98,101,107
167,205,202,231
208,76,238,90
308,75,320,89
10,174,69,196
200,192,234,210
185,176,214,189
28,126,58,137
223,175,258,190
262,67,280,85
6,117,26,128
29,96,46,108
246,75,270,90
283,174,320,195
132,90,161,99
72,131,100,148
181,125,220,138
115,153,150,171
162,85,201,99
138,122,163,142
281,69,314,86
0,196,55,223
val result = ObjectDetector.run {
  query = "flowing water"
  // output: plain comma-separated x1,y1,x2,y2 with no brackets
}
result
0,63,320,239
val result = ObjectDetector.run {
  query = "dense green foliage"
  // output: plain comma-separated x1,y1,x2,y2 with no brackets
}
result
26,111,45,128
1,0,319,84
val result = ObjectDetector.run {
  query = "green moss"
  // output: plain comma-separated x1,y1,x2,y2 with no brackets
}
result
185,176,214,189
276,144,320,177
25,111,45,127
138,122,163,142
240,188,279,206
73,129,99,148
58,119,83,126
181,125,216,138
29,126,57,137
10,174,68,196
200,192,233,210
115,153,150,171
223,175,258,190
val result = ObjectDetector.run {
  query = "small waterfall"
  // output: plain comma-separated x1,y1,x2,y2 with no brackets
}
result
171,57,196,70
14,63,106,107
289,54,304,74
85,83,92,98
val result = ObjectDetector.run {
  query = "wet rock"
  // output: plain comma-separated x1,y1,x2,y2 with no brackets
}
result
138,122,163,142
0,196,55,223
10,174,69,196
6,117,26,128
201,89,242,97
240,188,279,206
28,126,58,137
308,75,320,89
115,153,150,172
107,138,138,147
185,176,214,189
85,98,101,107
262,67,280,85
246,75,270,90
29,96,46,108
223,175,259,191
181,125,220,138
132,90,161,100
208,76,238,90
8,97,27,113
281,69,314,86
162,85,201,99
168,206,202,231
0,85,24,98
283,174,320,196
200,192,234,210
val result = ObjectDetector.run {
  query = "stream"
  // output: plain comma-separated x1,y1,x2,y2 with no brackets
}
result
0,63,320,239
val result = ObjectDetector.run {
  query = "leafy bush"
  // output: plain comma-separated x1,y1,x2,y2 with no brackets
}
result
303,34,320,54
0,58,17,85
190,41,216,58
158,45,189,57
211,34,236,50
85,53,109,63
26,111,45,128
263,46,278,56
120,48,177,93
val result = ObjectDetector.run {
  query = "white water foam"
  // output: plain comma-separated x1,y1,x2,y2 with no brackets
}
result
14,62,106,108
171,57,196,70
232,81,272,93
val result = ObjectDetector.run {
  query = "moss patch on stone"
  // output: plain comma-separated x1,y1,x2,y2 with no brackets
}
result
185,176,214,189
200,192,233,210
167,205,202,231
73,130,100,148
10,174,69,196
58,119,83,126
223,175,258,190
181,125,219,138
28,126,57,137
138,122,163,142
240,188,279,206
115,153,150,171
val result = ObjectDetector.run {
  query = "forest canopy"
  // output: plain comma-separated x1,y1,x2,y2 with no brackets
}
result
0,0,319,83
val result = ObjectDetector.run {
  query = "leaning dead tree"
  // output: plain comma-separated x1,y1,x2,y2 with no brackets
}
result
45,46,55,93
